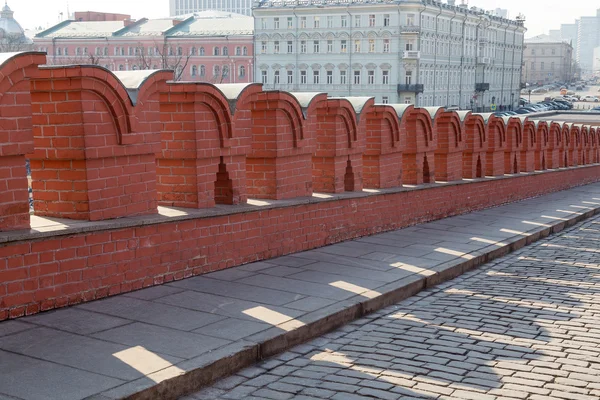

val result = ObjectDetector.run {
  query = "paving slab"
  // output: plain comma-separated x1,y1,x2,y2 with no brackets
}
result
2,182,600,399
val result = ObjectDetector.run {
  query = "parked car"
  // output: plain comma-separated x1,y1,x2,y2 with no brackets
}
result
582,95,600,102
514,108,532,114
588,106,600,112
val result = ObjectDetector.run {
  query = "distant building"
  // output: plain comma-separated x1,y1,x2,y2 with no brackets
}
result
253,0,525,111
0,1,32,52
522,35,573,84
73,11,132,22
169,0,252,17
576,11,600,74
33,10,254,83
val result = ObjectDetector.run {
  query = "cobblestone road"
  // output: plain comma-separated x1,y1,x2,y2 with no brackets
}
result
186,214,600,400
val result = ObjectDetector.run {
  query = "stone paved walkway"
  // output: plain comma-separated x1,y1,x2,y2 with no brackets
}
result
2,183,600,400
187,212,600,400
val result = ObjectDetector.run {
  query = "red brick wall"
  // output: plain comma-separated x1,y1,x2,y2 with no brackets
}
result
2,165,600,320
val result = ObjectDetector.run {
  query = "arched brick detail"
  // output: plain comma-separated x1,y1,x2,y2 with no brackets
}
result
590,127,599,163
533,121,549,171
568,124,581,167
547,122,563,169
484,114,507,176
29,66,166,221
520,119,536,173
434,110,465,182
580,125,591,165
363,104,405,189
462,112,488,179
403,107,438,184
311,97,370,193
504,116,523,174
235,88,312,199
0,52,45,232
561,123,572,167
157,82,249,208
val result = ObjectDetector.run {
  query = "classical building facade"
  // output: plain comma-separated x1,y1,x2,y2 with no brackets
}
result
170,0,253,17
253,0,526,110
33,11,254,82
522,35,573,84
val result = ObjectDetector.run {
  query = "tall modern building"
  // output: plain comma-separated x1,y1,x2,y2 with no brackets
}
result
253,0,526,111
576,14,600,74
169,0,252,16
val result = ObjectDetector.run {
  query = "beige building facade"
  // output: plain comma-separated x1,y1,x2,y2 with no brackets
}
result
522,35,573,84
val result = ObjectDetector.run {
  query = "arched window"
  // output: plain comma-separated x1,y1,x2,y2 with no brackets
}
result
119,65,124,71
83,47,88,55
191,65,197,76
223,47,228,55
235,46,241,55
64,48,68,56
104,47,108,56
76,47,81,55
56,48,62,56
213,65,221,75
177,47,183,56
223,65,229,76
213,47,220,56
190,47,197,55
200,65,205,76
239,65,246,77
199,47,205,55
242,46,248,55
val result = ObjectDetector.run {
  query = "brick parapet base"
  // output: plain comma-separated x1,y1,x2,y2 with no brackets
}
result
1,164,600,320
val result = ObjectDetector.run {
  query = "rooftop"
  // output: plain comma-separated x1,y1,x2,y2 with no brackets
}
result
525,34,572,45
35,11,253,39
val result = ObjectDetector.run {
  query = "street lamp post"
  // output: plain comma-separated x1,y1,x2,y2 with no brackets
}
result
528,89,532,104
511,93,514,110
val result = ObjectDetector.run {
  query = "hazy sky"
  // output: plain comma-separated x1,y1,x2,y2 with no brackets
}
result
11,0,599,38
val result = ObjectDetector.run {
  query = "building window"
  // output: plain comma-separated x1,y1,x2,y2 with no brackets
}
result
274,41,280,54
313,70,319,84
406,42,413,51
340,70,347,84
552,48,556,55
213,65,221,76
261,18,267,29
405,71,412,84
119,64,124,71
287,70,293,84
235,47,241,55
301,17,307,28
76,47,81,55
541,62,545,70
382,96,389,104
274,70,280,84
243,47,248,55
200,47,205,55
313,40,320,53
382,70,389,84
327,40,333,53
191,65,197,76
300,70,307,84
354,15,361,27
261,70,268,84
178,47,183,56
368,70,374,84
84,47,88,55
531,62,535,71
223,66,229,77
214,47,220,56
287,17,293,29
341,16,347,27
287,41,293,53
314,16,320,28
327,70,333,84
190,47,197,55
239,65,245,77
327,16,333,28
369,39,375,53
384,14,390,27
531,49,535,55
354,70,361,84
223,47,228,55
369,14,375,27
341,40,347,53
261,41,267,54
551,62,555,70
274,17,279,29
301,41,307,53
354,40,361,53
56,48,62,56
383,39,390,53
200,65,206,76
